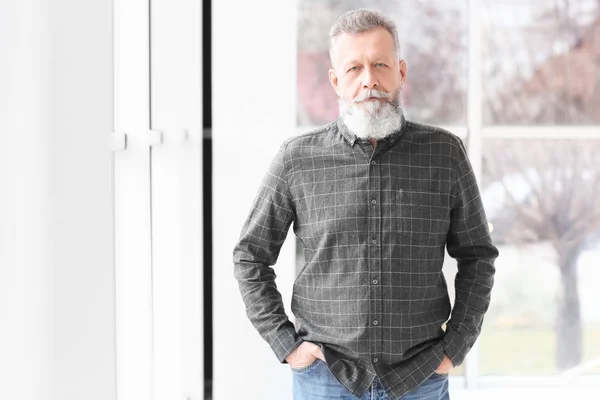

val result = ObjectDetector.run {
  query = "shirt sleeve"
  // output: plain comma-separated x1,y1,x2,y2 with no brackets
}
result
442,136,499,367
232,140,303,364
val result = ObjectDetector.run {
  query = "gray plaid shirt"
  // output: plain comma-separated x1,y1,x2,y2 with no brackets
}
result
233,113,498,398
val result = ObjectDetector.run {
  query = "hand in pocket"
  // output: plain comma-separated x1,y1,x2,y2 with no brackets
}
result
285,341,325,369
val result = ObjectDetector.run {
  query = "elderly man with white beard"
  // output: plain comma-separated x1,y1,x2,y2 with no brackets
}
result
233,8,498,400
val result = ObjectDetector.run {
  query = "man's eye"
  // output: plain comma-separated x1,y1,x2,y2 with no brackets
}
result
376,63,386,67
347,66,359,72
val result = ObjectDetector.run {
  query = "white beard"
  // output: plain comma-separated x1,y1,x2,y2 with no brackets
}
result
339,88,404,140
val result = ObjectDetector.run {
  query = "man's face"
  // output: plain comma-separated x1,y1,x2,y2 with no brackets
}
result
328,27,407,139
328,27,407,110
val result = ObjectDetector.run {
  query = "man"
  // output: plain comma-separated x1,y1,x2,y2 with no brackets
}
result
233,9,498,400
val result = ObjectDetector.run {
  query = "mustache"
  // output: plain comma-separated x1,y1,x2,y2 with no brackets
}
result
353,89,392,102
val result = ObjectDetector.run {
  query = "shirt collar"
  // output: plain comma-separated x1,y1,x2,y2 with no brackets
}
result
336,113,407,148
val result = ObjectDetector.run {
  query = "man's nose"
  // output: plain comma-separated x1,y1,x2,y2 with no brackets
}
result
362,68,378,89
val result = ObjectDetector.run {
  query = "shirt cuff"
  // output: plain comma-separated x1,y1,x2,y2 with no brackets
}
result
271,326,305,364
441,328,468,367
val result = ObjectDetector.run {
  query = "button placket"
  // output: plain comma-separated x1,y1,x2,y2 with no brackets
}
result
368,155,382,364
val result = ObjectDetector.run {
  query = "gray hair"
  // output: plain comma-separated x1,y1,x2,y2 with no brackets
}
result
329,9,401,66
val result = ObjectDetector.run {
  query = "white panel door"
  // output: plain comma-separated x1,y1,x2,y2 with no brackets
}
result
114,0,203,399
149,0,203,399
113,1,153,399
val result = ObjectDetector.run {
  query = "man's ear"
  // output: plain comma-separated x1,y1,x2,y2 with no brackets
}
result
328,68,339,96
398,59,407,86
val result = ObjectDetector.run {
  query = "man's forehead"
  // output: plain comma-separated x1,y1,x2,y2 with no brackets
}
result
332,29,396,63
338,51,395,63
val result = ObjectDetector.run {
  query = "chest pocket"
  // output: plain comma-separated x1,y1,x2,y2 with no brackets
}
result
394,188,451,246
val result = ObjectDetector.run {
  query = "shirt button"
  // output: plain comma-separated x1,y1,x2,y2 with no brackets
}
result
371,161,376,165
372,279,378,285
373,320,379,326
371,199,377,204
371,239,377,244
373,358,379,363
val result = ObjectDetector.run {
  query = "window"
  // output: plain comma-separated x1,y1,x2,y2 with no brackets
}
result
296,0,600,384
481,138,600,376
482,0,600,126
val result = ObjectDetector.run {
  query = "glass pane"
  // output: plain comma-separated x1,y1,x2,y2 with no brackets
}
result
297,0,468,126
481,138,600,375
482,0,600,125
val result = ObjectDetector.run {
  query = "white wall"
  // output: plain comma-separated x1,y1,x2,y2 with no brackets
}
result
213,1,299,399
0,1,115,400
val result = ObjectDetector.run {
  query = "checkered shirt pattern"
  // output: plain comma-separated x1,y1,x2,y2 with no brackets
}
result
233,113,498,398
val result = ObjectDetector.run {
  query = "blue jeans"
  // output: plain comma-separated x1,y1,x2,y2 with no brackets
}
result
292,359,450,400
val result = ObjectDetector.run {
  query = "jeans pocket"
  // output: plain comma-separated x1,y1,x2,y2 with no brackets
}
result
290,358,320,373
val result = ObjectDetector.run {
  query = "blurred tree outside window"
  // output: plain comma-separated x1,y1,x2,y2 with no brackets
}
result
482,139,600,375
482,0,600,125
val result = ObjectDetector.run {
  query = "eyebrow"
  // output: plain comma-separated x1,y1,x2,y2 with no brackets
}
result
341,60,360,70
342,58,391,70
